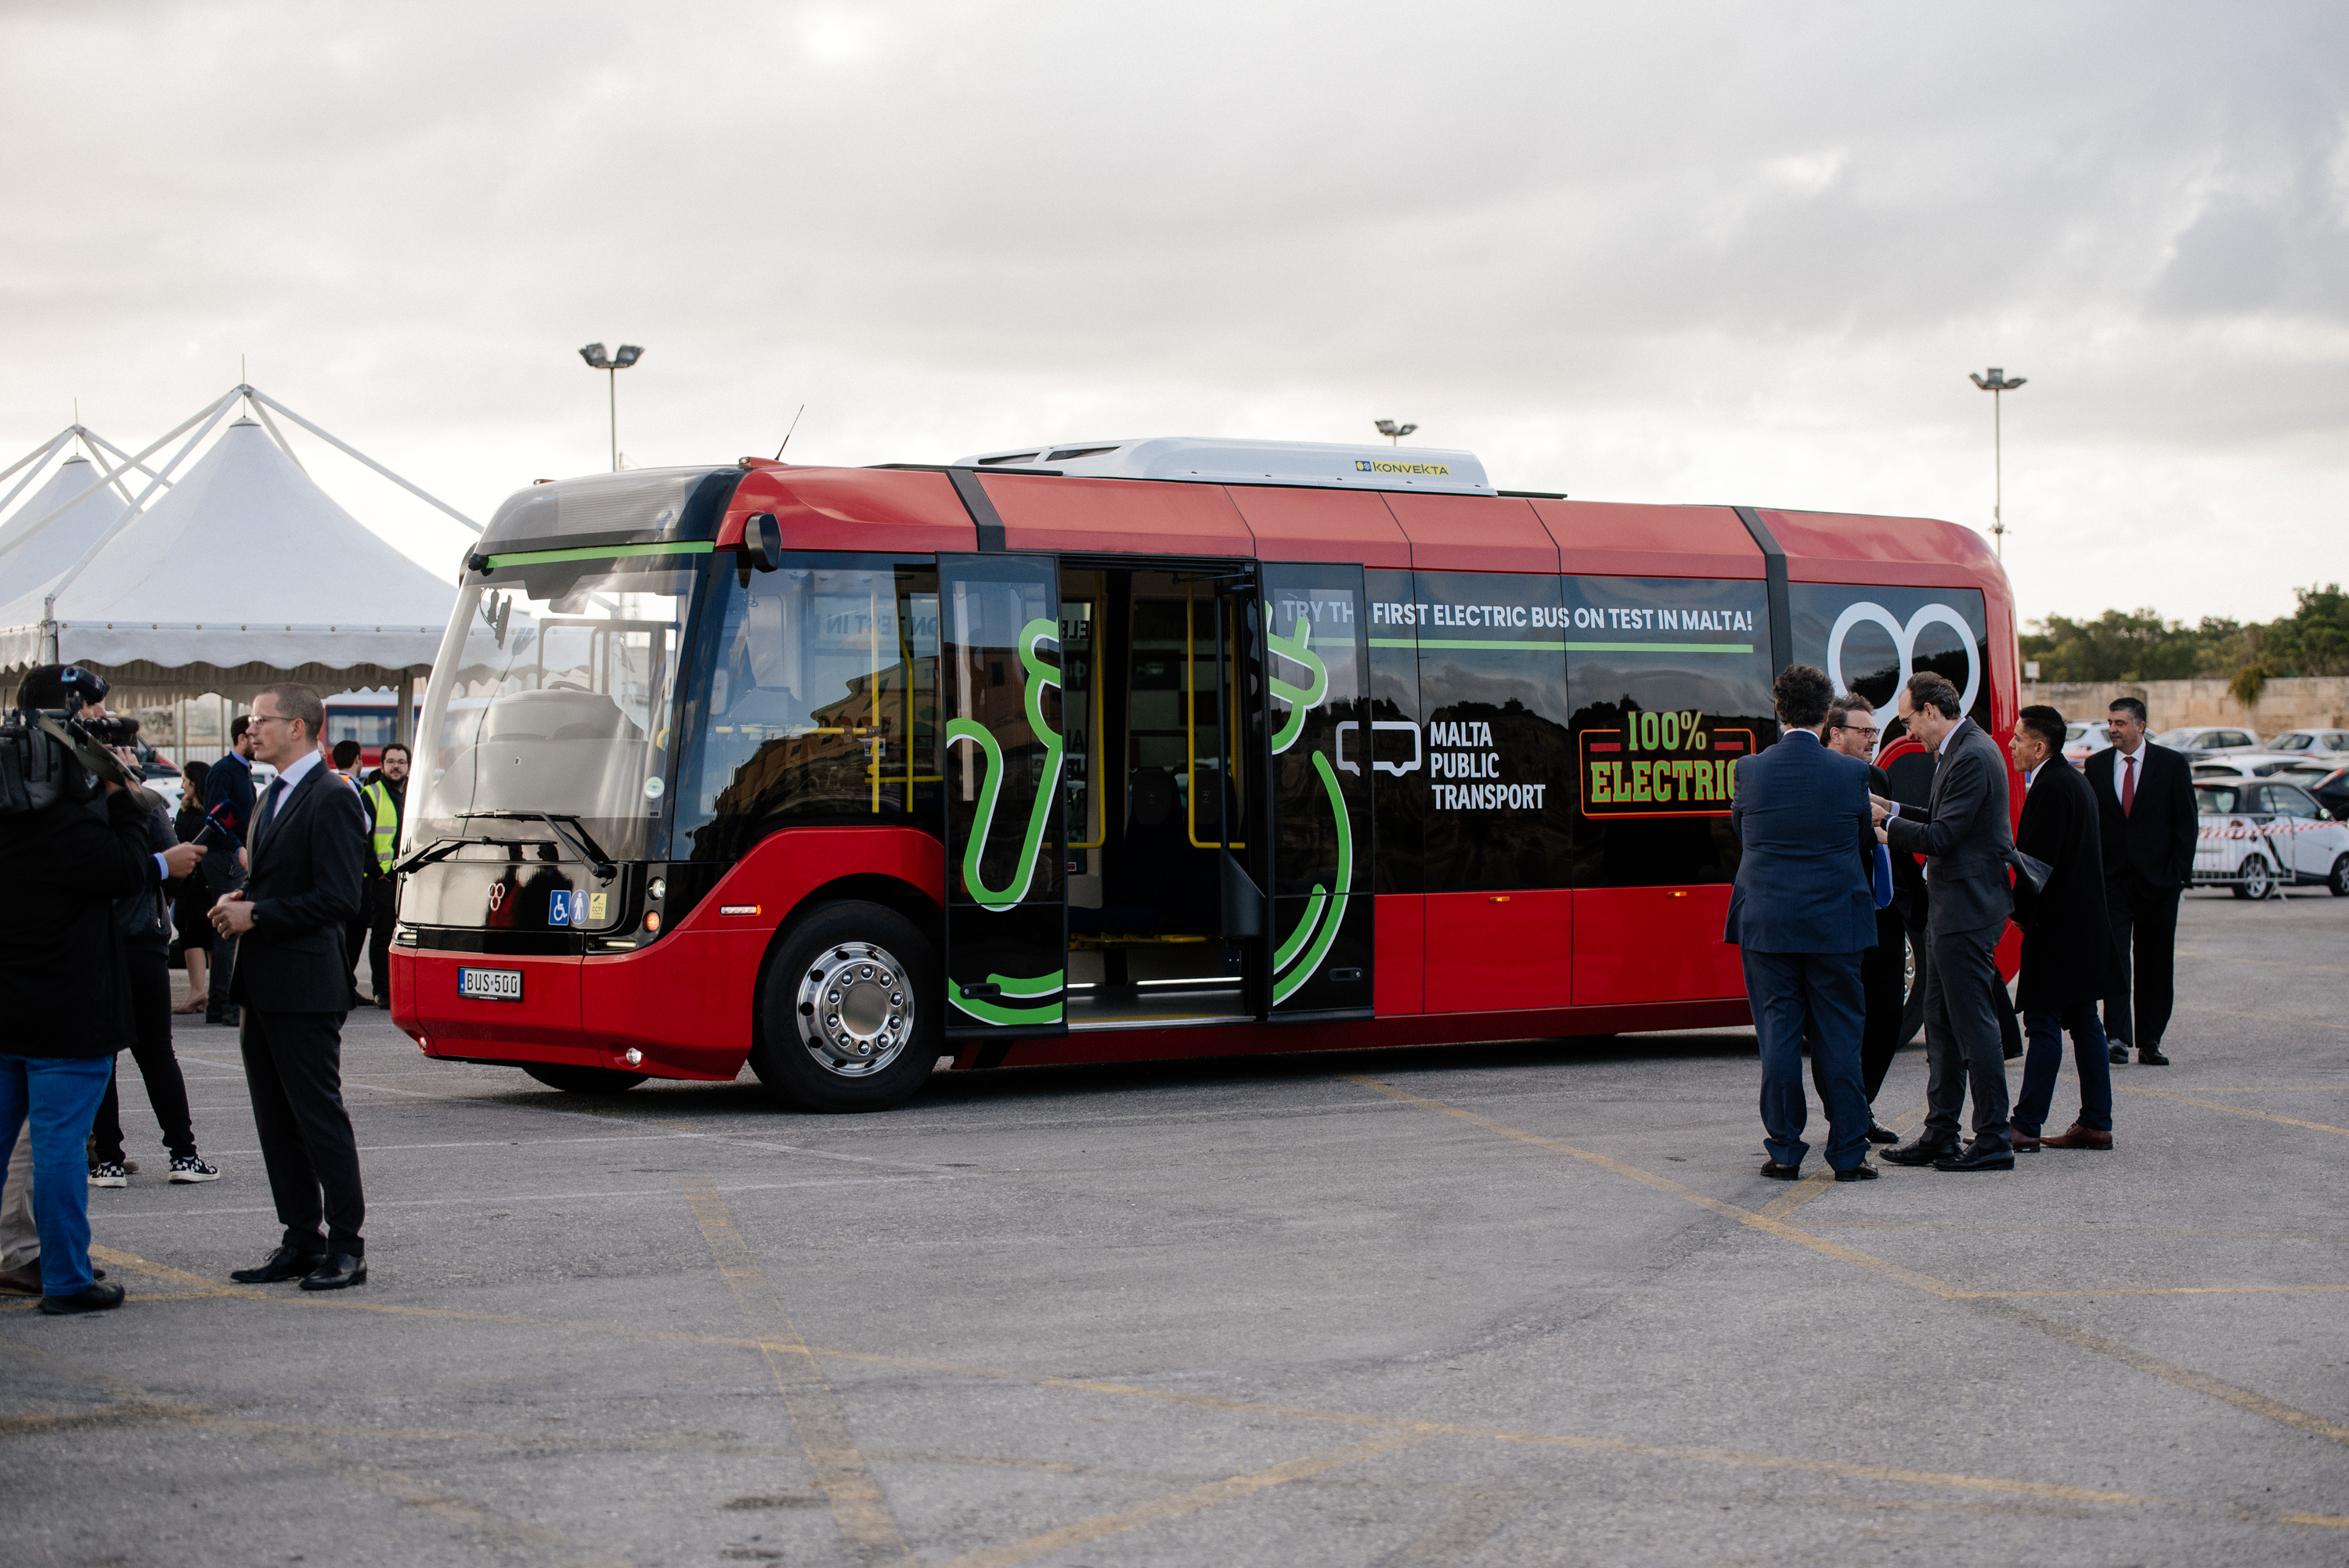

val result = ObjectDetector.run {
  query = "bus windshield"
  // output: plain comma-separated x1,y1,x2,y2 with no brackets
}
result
409,550,700,860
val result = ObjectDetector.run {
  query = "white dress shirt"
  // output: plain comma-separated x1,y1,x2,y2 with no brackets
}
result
2108,741,2146,805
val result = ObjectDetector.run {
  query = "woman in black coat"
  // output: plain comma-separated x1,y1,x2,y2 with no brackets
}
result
2007,708,2120,1147
171,761,214,1012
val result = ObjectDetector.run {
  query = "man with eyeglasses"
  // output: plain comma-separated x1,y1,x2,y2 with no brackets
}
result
209,683,370,1291
1824,692,1914,1142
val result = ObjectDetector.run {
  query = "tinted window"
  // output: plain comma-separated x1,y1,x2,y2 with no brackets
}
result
1377,570,1573,890
1366,568,1423,892
2195,784,2245,815
1568,576,1775,888
673,555,940,861
2224,731,2257,748
1789,584,1989,738
2269,784,2322,819
2275,733,2313,751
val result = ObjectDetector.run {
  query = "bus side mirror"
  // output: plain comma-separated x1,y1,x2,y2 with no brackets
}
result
742,514,782,573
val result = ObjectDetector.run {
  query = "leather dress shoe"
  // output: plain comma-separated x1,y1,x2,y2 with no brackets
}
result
2138,1045,2170,1065
1834,1162,1881,1182
0,1261,41,1296
2108,1044,2129,1065
300,1253,367,1291
1881,1137,1958,1166
230,1245,324,1284
1759,1160,1802,1181
2041,1123,2114,1151
38,1281,125,1315
1864,1123,1900,1144
1933,1139,2016,1171
2010,1126,2043,1152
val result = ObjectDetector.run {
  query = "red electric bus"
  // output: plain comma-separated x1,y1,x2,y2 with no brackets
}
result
388,438,2015,1110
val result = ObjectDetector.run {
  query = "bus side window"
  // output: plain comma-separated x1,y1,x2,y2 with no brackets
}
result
1366,568,1423,894
1564,575,1775,889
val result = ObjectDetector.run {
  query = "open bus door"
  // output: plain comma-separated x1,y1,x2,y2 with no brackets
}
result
1258,564,1374,1020
937,553,1070,1045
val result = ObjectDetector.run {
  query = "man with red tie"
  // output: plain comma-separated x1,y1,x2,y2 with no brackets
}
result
2081,697,2198,1066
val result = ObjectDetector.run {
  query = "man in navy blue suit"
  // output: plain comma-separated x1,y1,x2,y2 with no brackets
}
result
1724,665,1882,1183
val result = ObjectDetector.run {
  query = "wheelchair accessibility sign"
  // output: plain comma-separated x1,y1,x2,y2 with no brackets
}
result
549,890,574,927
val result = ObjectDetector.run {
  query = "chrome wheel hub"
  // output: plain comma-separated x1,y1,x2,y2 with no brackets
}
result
796,943,913,1078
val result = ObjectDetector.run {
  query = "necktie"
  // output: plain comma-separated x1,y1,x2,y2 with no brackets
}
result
2121,754,2136,816
254,778,287,846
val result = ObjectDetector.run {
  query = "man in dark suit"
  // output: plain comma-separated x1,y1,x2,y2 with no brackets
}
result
200,715,258,1027
1875,672,2016,1171
2005,705,2117,1151
1725,665,1880,1184
1824,693,1912,1143
2081,697,2197,1065
209,683,370,1290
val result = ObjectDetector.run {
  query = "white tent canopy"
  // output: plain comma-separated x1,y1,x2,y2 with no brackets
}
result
0,387,480,707
0,452,132,610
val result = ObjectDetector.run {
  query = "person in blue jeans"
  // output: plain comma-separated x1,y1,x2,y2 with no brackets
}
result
0,664,207,1313
2004,706,2117,1150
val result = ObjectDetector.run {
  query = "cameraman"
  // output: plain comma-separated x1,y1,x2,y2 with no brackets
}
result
0,665,206,1314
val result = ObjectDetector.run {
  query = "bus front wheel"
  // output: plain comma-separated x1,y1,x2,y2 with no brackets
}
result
750,901,942,1113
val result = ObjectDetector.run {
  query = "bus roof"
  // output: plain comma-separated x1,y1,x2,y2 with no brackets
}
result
949,437,1495,496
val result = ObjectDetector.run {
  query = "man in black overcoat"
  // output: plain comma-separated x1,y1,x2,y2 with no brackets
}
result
2005,706,2118,1150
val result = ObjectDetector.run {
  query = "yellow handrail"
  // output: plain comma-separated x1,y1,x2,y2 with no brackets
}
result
1070,600,1106,849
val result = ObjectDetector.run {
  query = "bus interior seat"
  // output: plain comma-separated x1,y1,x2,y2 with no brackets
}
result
1068,767,1221,935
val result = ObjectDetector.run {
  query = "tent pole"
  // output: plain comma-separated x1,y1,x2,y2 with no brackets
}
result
0,390,239,571
247,389,482,535
41,393,239,610
0,425,73,490
78,429,176,492
0,429,73,525
249,401,310,475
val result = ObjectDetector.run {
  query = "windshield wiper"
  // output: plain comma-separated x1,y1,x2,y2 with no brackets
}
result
458,810,619,881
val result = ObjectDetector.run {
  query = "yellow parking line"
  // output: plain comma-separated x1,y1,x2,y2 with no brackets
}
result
2113,1085,2349,1137
1038,1378,2151,1505
1338,1076,2349,1451
49,1246,2349,1530
933,1433,1427,1568
1759,1105,1926,1221
679,1176,914,1568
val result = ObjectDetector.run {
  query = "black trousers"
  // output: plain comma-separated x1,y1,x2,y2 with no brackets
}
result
2101,880,2182,1051
1859,910,1908,1104
1920,917,2012,1148
92,948,197,1163
239,1008,365,1255
366,880,397,1005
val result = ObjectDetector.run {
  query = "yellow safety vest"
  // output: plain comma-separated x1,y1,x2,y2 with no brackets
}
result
360,777,399,874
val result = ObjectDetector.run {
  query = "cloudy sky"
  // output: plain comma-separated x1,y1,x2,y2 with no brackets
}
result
3,0,2344,627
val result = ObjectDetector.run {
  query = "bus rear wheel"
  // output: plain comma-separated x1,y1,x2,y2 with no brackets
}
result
521,1063,648,1094
750,901,941,1113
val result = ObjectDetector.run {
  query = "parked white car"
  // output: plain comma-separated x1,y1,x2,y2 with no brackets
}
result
2267,727,2349,756
2188,752,2316,780
2062,719,2110,769
2191,778,2349,899
2158,724,2265,756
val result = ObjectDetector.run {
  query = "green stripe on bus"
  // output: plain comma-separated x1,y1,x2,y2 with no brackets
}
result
482,540,716,568
1368,637,1753,654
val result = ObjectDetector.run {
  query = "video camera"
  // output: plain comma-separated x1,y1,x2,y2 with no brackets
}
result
0,665,164,815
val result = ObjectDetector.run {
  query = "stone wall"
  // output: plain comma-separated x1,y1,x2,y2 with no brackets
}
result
2018,676,2349,738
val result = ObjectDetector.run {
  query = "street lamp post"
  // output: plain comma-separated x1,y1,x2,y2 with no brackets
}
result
1373,420,1417,447
1968,367,2026,558
579,342,645,472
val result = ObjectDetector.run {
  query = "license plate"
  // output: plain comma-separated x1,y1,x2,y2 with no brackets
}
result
457,967,523,1002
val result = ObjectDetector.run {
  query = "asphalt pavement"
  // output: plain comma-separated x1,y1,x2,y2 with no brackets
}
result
6,888,2347,1566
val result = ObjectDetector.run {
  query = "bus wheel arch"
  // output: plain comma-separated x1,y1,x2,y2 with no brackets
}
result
749,883,944,1113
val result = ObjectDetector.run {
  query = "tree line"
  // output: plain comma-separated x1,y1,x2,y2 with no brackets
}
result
2020,583,2349,700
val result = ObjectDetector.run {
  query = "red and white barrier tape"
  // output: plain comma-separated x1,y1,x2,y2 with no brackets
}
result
2199,818,2338,841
